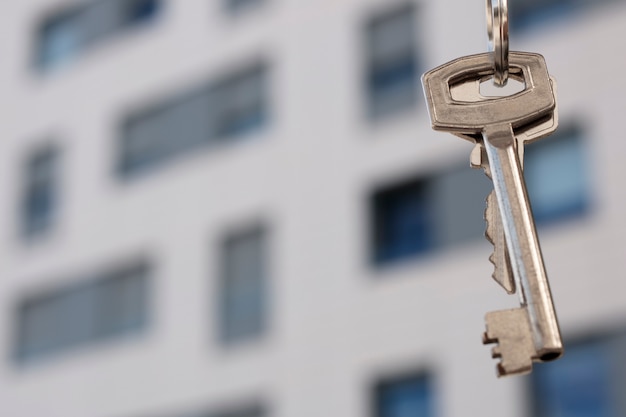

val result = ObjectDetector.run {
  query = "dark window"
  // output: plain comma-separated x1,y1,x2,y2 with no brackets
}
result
366,5,419,118
372,178,433,263
531,331,626,417
35,0,161,70
218,226,268,345
21,145,59,239
525,126,589,225
371,166,491,265
374,372,433,417
119,63,267,177
14,260,150,364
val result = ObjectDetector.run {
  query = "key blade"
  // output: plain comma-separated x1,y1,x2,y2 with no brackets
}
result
473,142,516,294
485,191,516,294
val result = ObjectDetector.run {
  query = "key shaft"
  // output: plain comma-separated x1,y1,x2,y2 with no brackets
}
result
482,123,561,358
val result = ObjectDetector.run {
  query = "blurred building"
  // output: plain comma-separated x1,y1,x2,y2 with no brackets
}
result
0,0,625,416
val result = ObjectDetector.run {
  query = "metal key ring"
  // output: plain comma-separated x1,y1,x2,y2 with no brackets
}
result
486,0,509,86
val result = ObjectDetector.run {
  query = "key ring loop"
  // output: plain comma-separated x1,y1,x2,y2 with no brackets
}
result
486,0,509,86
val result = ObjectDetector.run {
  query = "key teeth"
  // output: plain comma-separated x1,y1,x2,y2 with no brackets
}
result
496,363,508,378
484,196,499,282
484,333,532,377
485,190,516,294
491,346,502,359
482,331,501,358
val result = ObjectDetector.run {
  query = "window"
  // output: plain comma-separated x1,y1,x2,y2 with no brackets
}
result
374,372,433,417
371,166,491,265
14,260,150,364
524,126,589,225
218,226,268,345
21,145,59,239
119,63,267,177
35,0,161,70
531,331,626,417
366,5,420,118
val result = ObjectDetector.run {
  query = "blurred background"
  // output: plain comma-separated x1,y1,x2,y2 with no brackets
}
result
0,0,625,416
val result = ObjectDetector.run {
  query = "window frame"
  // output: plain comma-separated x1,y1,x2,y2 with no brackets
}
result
117,61,269,179
20,143,60,241
33,0,163,71
215,222,271,347
363,2,421,120
370,368,434,417
368,163,492,268
13,258,151,365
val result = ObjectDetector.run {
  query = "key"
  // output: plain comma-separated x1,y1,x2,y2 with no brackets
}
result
422,51,563,376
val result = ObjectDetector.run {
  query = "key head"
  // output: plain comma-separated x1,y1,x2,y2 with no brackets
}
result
422,52,555,134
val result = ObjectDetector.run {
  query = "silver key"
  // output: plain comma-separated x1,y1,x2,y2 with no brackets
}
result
422,51,563,376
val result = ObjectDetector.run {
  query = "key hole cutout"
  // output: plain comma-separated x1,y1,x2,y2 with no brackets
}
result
449,76,526,103
480,77,526,97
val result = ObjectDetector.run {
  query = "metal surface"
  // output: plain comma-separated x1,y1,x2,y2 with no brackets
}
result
481,122,562,365
485,190,515,294
422,53,563,377
422,52,554,132
487,0,509,86
469,79,559,295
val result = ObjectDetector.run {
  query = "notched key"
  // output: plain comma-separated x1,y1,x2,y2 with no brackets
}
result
422,51,563,377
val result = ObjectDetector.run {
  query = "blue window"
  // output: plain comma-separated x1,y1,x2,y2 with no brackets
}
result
524,126,589,225
218,226,268,345
366,5,420,118
372,179,433,263
375,373,433,417
36,0,161,70
21,145,59,239
531,332,626,417
119,63,267,177
15,260,150,364
371,167,491,265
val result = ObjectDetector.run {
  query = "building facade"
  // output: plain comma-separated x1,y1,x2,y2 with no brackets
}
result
0,1,625,416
